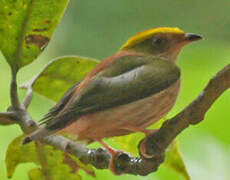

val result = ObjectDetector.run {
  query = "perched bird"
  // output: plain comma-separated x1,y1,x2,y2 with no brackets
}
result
24,27,202,173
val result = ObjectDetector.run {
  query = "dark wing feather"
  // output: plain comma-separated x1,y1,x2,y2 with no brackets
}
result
39,83,80,125
45,56,180,130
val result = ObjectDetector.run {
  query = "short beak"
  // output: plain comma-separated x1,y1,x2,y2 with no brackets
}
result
185,33,203,42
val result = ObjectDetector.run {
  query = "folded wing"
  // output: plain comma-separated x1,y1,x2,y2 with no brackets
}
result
43,56,180,131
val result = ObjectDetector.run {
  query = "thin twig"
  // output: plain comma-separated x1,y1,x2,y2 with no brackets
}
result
20,58,57,108
0,112,16,125
12,0,35,69
22,84,33,109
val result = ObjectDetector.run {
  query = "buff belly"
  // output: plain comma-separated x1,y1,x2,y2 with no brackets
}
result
60,80,181,140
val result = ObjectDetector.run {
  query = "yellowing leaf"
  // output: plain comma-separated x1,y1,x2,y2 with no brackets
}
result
113,133,144,156
164,141,190,180
113,117,167,156
69,154,95,177
35,145,82,180
28,168,45,180
0,0,69,69
5,135,39,178
5,135,93,179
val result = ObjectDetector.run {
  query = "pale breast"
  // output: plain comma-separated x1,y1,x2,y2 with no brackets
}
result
61,79,181,140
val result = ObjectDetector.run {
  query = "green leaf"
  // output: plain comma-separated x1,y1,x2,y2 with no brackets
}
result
0,0,69,69
5,135,39,178
28,168,45,180
113,133,144,156
164,141,190,180
5,135,93,179
69,154,95,177
113,117,167,156
34,145,82,180
21,56,99,101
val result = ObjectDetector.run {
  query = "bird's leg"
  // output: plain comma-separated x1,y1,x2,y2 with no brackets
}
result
96,139,117,155
96,139,123,175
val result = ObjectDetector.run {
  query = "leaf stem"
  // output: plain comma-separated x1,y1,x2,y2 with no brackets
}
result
13,0,34,69
10,69,21,110
9,0,35,110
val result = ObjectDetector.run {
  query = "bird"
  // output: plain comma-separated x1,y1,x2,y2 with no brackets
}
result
23,27,202,173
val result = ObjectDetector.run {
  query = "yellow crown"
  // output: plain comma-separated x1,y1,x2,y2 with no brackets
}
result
121,27,184,49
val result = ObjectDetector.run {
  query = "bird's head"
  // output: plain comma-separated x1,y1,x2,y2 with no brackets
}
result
121,27,202,62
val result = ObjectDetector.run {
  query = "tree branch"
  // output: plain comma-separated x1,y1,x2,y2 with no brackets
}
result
20,59,52,109
43,135,163,175
0,112,16,125
21,82,33,109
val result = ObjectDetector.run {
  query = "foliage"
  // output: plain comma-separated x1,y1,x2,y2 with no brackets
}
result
0,0,69,69
21,56,99,101
5,135,94,179
5,135,39,178
165,141,190,180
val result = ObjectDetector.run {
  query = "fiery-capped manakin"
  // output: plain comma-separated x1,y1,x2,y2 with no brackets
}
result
24,27,202,173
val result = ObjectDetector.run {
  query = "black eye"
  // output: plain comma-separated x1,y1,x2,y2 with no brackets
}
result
153,38,167,46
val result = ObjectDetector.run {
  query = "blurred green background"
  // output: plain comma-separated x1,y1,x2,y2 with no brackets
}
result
0,0,229,179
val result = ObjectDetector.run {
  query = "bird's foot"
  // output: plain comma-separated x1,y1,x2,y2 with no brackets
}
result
121,126,159,158
108,149,124,175
139,129,159,158
96,139,123,175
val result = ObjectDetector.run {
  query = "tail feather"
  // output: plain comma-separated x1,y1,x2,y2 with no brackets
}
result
22,126,52,145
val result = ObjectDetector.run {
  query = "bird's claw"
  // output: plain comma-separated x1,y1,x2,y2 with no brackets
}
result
139,129,159,158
